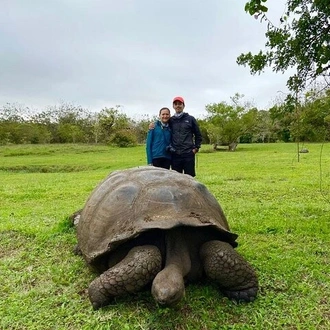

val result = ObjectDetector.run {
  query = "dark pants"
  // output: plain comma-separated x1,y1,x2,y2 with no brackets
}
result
171,153,196,177
152,157,171,169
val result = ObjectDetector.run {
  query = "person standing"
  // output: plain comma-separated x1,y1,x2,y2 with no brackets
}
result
146,107,172,169
169,96,202,177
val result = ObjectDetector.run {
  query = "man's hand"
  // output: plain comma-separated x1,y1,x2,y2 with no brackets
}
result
149,122,155,130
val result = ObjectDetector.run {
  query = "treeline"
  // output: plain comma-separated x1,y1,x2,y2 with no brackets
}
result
1,89,330,149
0,104,151,147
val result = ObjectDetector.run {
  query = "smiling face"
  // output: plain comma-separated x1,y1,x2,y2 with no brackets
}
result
159,107,171,123
173,101,185,114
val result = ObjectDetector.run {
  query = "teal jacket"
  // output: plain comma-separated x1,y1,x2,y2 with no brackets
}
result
146,121,171,164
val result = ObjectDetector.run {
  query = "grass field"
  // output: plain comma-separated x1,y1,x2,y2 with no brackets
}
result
0,143,329,330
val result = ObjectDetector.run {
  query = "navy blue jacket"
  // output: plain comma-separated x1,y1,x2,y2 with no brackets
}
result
146,120,171,164
170,113,202,155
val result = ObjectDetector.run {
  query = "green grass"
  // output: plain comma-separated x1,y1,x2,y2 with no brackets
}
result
0,143,329,330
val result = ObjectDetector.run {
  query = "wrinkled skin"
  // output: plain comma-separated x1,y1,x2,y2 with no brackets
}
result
85,227,258,310
73,166,258,309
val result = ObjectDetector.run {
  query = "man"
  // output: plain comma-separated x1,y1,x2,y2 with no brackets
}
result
169,96,202,177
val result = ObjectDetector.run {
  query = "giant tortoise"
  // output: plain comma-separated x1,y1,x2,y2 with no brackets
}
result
74,166,258,309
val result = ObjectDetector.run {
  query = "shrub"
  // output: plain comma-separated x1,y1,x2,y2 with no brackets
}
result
110,129,137,147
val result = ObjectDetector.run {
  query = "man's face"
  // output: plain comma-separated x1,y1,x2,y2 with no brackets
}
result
173,101,184,113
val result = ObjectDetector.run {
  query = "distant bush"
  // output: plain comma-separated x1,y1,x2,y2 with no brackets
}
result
110,129,137,147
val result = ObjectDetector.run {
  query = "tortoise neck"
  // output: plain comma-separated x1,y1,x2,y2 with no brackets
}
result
164,227,191,276
151,227,192,306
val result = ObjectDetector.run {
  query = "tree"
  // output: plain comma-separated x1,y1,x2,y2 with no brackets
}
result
269,95,297,142
97,106,131,143
238,0,330,93
196,119,211,145
254,110,275,142
292,88,330,142
110,129,138,147
130,115,155,145
0,103,31,144
55,103,90,143
266,86,330,143
29,102,90,143
205,94,258,151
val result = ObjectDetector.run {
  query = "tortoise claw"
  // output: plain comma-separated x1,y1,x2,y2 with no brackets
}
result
88,279,113,310
222,286,258,302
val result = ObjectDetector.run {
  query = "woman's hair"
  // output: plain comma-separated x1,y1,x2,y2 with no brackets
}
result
159,107,170,115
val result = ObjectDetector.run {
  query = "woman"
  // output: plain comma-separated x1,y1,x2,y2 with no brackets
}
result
146,107,172,169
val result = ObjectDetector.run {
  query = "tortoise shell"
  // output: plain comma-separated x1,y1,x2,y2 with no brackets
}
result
77,166,238,266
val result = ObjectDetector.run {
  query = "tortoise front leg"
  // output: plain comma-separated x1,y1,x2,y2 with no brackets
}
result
200,240,258,302
88,245,162,310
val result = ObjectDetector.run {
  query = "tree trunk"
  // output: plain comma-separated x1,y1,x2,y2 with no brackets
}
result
228,142,237,151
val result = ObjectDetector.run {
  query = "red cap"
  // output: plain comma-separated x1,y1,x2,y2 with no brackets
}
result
173,96,185,104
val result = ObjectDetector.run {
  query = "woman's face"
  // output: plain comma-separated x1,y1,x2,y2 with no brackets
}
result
159,109,170,123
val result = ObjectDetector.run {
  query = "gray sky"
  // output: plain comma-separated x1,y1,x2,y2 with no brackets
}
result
1,0,290,119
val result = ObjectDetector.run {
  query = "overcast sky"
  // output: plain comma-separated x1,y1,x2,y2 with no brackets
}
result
1,0,291,119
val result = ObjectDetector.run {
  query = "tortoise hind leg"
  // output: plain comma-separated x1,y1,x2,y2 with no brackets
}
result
88,245,162,310
200,240,258,302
